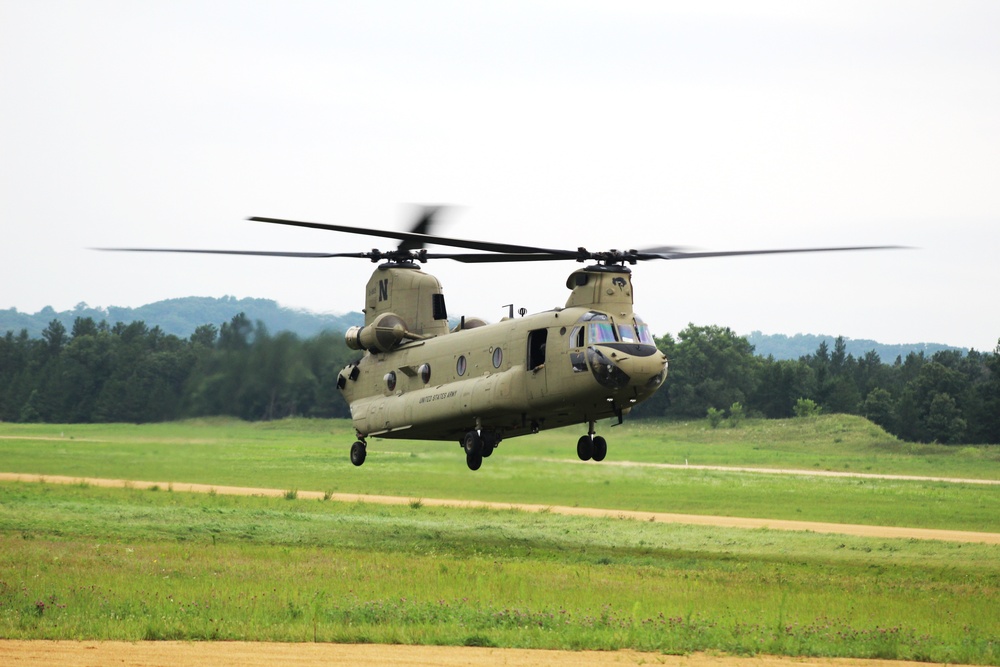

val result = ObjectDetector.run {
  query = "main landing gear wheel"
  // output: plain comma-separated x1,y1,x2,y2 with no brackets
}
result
481,431,498,458
577,434,608,462
591,435,607,462
463,430,484,471
350,440,367,467
463,430,482,456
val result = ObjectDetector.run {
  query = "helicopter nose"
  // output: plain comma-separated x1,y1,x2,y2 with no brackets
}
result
615,348,668,392
586,345,667,392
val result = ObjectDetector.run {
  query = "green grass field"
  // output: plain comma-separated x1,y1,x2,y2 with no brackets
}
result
1,416,998,662
1,416,997,531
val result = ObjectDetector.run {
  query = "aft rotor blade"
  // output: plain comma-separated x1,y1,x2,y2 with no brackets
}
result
249,216,579,257
94,247,368,259
638,245,908,260
397,205,443,252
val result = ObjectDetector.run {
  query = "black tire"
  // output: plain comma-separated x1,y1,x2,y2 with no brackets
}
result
350,441,366,466
466,452,483,471
463,430,482,456
576,435,593,461
481,432,497,458
591,435,608,462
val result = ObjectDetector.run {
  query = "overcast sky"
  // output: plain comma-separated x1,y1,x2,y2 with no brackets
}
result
2,1,998,351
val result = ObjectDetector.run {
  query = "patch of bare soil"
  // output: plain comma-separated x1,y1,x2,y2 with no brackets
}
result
0,641,974,667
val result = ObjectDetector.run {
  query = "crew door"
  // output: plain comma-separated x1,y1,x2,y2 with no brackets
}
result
526,328,548,399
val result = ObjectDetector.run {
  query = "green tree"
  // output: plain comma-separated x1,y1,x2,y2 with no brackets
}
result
666,324,759,418
973,339,1000,443
190,324,218,348
861,388,896,432
41,319,67,355
727,401,745,427
750,357,816,418
896,361,970,443
824,375,862,414
923,393,967,444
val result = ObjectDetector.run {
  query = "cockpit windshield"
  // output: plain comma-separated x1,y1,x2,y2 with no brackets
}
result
588,322,617,344
617,324,637,343
573,311,656,347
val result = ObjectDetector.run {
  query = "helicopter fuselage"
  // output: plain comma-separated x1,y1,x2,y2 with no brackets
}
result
337,263,668,451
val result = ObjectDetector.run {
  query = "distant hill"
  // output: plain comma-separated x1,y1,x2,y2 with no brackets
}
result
744,331,967,362
0,297,364,340
2,299,968,361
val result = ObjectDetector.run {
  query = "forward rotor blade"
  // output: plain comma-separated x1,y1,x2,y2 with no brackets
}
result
636,245,691,254
93,247,368,259
249,216,579,258
425,252,577,263
638,245,908,260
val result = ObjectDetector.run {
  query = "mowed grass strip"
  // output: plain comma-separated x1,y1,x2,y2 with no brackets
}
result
1,482,998,663
1,417,998,532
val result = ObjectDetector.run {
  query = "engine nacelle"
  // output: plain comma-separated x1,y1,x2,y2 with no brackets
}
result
344,312,409,352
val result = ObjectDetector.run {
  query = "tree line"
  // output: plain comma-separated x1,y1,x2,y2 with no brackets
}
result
2,317,998,444
0,314,355,424
632,324,1000,445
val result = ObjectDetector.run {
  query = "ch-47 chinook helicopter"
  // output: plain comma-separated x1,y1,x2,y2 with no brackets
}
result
103,208,898,471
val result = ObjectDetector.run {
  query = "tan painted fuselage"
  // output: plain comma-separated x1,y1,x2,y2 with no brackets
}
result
338,264,668,444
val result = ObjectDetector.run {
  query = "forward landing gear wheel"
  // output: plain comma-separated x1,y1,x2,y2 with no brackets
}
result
466,452,483,471
591,435,607,462
350,441,367,467
577,435,593,461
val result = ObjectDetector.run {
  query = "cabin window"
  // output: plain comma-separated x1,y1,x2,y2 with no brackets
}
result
456,355,467,376
385,371,396,391
588,322,617,344
432,293,448,320
492,347,503,368
419,363,431,384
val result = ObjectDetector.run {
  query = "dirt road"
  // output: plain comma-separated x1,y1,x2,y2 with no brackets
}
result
2,472,997,544
0,641,974,667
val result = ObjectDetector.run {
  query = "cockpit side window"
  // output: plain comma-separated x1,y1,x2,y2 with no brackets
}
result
634,316,655,345
570,326,584,348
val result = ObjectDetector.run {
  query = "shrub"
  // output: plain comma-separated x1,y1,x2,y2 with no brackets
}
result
794,398,821,418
